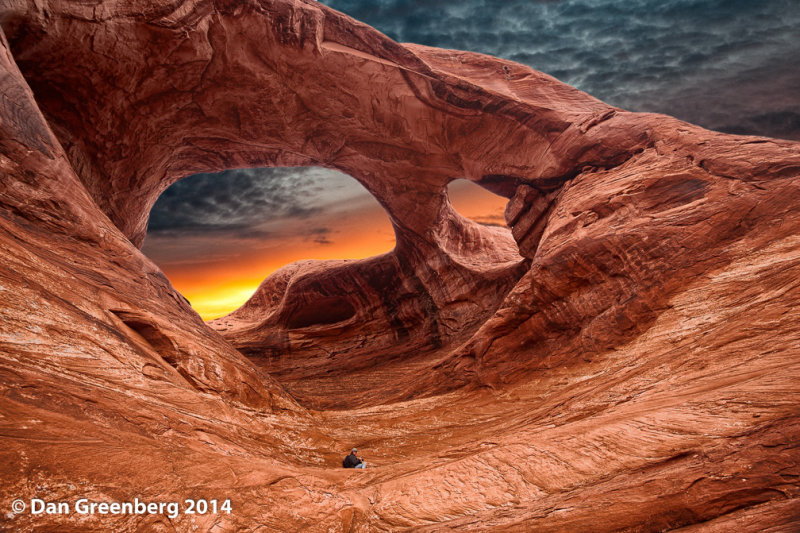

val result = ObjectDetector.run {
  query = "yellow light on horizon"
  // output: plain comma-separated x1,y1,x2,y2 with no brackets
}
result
182,282,263,320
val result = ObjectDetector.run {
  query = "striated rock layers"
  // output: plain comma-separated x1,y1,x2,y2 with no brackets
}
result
1,0,799,531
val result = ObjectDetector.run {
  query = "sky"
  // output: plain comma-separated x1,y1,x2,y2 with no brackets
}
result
143,0,800,320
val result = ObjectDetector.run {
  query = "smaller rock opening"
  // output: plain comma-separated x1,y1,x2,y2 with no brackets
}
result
446,178,510,227
109,310,202,391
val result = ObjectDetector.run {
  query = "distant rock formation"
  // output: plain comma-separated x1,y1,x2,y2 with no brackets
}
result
1,0,799,531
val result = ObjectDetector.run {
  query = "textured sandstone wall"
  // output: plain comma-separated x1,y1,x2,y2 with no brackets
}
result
1,0,799,531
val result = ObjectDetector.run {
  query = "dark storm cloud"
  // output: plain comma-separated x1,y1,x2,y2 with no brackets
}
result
319,0,800,140
148,167,320,234
146,166,366,237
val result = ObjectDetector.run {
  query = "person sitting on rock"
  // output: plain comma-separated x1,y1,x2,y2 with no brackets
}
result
342,448,366,469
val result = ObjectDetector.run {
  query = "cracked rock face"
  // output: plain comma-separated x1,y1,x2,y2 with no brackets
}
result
1,1,800,531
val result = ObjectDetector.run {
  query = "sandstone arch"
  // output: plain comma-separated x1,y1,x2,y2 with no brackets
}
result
2,0,800,530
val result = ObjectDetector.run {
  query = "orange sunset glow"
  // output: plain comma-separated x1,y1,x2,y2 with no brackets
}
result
143,172,508,320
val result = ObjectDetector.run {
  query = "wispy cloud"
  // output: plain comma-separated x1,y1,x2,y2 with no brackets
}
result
470,215,507,228
307,227,335,245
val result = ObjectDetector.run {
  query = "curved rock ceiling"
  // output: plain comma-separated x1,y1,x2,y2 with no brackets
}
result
1,0,799,530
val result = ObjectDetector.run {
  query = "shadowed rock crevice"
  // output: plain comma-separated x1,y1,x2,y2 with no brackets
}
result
286,296,357,329
110,309,206,391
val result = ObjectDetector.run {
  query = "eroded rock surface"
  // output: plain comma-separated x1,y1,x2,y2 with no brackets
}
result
1,0,799,531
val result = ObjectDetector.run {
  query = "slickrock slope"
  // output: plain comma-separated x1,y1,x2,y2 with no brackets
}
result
1,0,799,531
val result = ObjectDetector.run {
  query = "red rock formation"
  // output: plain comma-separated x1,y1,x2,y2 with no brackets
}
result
209,214,526,408
1,0,799,531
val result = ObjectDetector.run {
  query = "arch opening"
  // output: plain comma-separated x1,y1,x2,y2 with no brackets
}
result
446,178,511,229
141,166,396,321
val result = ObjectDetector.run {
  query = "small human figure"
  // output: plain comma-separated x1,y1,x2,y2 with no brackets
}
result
342,448,366,469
